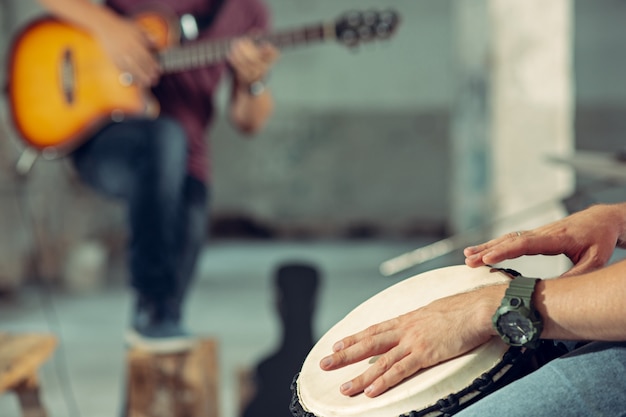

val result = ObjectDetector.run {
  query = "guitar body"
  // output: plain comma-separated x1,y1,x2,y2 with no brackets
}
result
7,13,174,155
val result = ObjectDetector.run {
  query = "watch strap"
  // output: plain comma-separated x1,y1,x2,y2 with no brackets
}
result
505,276,540,303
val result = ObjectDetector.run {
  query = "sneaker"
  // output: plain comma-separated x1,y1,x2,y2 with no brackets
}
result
125,321,197,354
125,295,197,354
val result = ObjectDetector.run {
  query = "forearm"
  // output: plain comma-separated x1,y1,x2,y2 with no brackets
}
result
37,0,118,34
474,259,626,344
536,259,626,341
229,84,274,135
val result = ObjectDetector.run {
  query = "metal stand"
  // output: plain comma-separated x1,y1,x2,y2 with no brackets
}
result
380,197,567,277
381,150,626,277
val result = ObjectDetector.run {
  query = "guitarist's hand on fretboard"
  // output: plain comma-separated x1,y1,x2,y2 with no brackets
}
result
227,37,280,88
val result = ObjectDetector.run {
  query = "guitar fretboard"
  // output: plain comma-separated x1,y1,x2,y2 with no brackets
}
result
159,23,332,73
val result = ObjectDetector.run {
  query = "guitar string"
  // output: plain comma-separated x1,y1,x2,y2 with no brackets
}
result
160,24,326,72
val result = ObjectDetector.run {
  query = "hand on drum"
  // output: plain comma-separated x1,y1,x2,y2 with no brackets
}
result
464,203,626,277
319,284,505,398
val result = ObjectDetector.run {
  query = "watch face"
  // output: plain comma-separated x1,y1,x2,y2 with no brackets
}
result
497,310,535,345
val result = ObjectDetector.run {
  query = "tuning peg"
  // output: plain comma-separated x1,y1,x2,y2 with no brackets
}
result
339,29,358,48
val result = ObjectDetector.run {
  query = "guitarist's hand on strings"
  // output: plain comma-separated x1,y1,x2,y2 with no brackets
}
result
90,10,161,87
37,0,160,87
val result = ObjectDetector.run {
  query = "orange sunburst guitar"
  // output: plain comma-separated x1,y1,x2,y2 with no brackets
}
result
7,9,400,157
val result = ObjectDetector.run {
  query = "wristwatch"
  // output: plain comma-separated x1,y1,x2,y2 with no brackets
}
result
248,79,267,96
492,275,543,349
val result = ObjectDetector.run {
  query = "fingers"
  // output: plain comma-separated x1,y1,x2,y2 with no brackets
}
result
117,54,158,87
227,38,279,84
259,42,280,63
464,205,624,270
464,231,528,267
319,320,427,397
100,20,161,87
320,331,420,397
339,348,417,397
228,39,262,82
124,30,160,86
320,323,398,371
321,334,434,398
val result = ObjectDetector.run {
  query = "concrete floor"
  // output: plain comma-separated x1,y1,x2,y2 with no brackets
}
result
0,237,463,417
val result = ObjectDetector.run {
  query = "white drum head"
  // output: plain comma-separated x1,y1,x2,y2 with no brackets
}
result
296,265,512,417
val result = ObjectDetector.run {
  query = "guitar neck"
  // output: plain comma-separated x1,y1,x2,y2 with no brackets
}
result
159,22,334,73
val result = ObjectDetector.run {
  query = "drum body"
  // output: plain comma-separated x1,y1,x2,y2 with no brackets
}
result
291,265,532,417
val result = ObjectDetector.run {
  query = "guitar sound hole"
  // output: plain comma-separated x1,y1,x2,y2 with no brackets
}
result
61,48,75,105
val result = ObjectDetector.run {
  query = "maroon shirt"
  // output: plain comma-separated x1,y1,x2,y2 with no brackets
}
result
106,0,270,182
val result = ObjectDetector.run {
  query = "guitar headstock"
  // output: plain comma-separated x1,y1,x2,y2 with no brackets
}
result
334,9,400,48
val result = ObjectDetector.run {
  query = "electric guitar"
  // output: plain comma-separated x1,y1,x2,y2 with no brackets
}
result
6,9,400,157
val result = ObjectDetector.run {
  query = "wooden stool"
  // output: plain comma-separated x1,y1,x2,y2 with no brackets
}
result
0,332,57,417
124,338,219,417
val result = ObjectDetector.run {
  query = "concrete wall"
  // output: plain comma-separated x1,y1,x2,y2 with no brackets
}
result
1,0,625,239
209,0,455,237
572,1,626,206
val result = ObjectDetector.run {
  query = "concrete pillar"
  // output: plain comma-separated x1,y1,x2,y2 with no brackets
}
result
450,0,492,233
451,0,574,278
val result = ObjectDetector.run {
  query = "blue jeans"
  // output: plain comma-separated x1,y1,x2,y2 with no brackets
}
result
71,117,208,310
456,341,626,417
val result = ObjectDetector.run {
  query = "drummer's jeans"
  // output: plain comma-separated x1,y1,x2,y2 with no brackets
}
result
456,341,626,417
71,117,209,315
